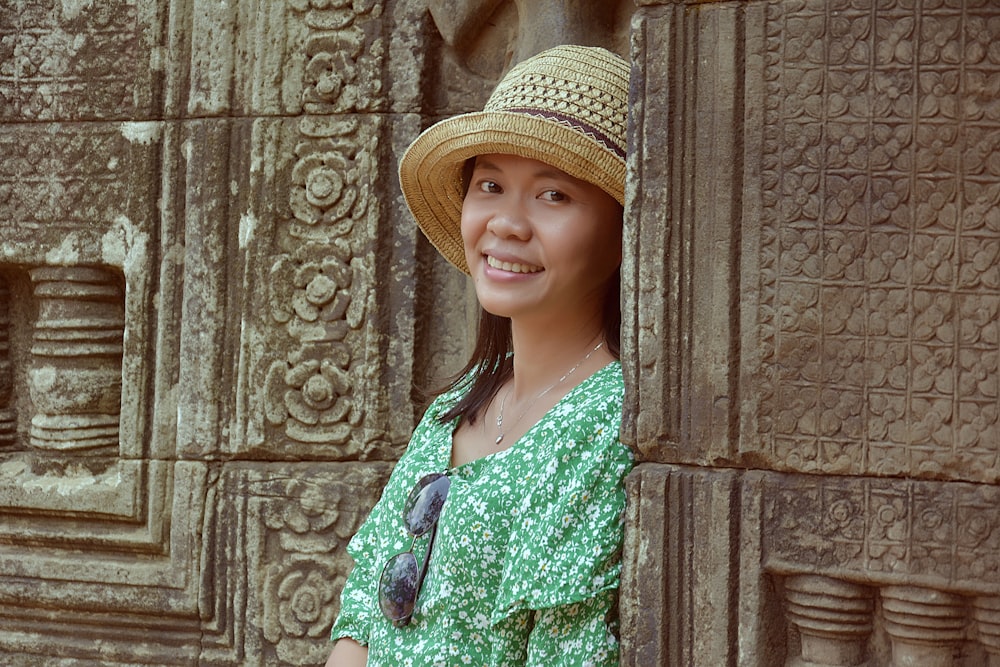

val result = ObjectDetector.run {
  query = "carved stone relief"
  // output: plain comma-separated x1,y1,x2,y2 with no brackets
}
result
623,0,1000,666
0,0,406,663
749,0,1000,484
760,470,1000,665
28,266,123,453
426,0,630,75
1,0,581,661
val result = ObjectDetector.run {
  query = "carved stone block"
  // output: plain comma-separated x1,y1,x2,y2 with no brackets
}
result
0,0,456,663
0,1,163,121
742,0,1000,484
760,471,1000,593
202,462,392,666
624,0,1000,488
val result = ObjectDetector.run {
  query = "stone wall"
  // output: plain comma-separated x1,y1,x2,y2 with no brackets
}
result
0,0,430,664
3,0,1000,666
0,0,631,664
622,1,1000,666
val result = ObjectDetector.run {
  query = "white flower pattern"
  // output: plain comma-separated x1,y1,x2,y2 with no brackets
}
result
331,362,632,666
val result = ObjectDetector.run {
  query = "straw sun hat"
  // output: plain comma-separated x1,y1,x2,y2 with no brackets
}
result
398,44,630,274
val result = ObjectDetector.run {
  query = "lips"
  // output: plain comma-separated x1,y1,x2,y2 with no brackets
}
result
485,255,543,274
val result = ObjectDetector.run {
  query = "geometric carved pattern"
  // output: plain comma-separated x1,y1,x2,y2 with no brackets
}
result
0,0,155,121
0,126,140,230
761,471,1000,593
753,0,1000,483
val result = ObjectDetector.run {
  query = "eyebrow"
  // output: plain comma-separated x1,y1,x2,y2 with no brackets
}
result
473,158,573,184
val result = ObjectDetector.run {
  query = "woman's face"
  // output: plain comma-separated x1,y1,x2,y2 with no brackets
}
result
460,154,623,326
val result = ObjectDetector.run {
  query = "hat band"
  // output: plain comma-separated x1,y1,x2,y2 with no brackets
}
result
506,107,626,160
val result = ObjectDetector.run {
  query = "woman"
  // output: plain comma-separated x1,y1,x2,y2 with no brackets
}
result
326,44,633,666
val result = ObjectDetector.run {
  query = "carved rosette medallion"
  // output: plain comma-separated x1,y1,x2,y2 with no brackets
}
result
762,473,1000,591
249,464,392,665
259,0,384,460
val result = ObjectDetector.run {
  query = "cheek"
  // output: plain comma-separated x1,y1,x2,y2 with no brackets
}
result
581,222,623,271
595,216,624,269
459,208,478,247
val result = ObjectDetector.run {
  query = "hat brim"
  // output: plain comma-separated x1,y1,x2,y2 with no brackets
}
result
399,111,627,274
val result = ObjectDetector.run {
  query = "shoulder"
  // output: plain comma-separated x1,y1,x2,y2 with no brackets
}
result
568,361,623,404
547,361,625,432
529,362,631,482
420,368,478,421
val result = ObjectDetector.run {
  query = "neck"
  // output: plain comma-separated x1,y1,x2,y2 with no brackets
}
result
507,316,608,401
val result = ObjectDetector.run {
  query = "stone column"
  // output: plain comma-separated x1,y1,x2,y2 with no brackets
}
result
0,277,14,450
973,596,1000,667
881,586,967,667
784,575,873,667
27,266,123,453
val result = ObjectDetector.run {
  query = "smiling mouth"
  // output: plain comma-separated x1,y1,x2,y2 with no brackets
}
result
486,255,543,274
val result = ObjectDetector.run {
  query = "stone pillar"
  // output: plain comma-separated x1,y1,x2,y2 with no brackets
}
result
973,597,1000,667
623,0,1000,665
881,586,967,667
784,575,873,667
0,277,14,450
28,266,123,453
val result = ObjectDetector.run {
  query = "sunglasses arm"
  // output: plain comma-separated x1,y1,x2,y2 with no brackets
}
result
415,520,439,599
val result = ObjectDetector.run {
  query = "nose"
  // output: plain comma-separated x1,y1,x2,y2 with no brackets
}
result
486,198,532,240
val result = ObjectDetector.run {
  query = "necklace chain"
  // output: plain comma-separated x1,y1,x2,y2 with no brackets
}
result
494,340,604,445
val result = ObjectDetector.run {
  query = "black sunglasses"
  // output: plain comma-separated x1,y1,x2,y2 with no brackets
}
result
378,472,451,627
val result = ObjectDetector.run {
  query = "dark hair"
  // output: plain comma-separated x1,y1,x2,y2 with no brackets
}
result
436,267,621,426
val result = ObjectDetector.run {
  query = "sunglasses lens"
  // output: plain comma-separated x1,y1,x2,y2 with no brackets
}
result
403,473,451,536
378,551,419,626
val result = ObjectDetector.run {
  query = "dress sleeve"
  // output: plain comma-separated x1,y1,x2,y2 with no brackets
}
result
491,393,633,624
329,499,382,645
525,589,621,667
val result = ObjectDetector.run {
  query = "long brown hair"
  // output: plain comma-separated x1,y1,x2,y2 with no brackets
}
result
436,268,621,425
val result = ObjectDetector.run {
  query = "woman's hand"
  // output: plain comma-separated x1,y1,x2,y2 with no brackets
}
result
325,637,368,667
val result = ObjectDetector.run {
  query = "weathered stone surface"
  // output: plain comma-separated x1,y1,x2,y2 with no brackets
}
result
8,0,998,663
623,0,1000,665
743,0,1000,485
0,0,634,663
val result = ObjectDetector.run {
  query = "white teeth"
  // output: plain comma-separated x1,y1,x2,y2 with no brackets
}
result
486,255,542,273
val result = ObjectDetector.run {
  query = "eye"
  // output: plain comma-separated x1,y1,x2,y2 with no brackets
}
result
540,189,566,202
478,180,502,194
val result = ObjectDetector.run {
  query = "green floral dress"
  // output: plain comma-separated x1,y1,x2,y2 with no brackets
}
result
331,361,632,666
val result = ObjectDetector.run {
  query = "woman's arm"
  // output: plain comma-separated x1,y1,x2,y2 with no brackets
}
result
324,637,368,667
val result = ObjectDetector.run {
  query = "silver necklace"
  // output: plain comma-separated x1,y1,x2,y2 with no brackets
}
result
494,340,604,445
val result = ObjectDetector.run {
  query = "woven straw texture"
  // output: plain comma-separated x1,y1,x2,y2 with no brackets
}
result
399,45,629,274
